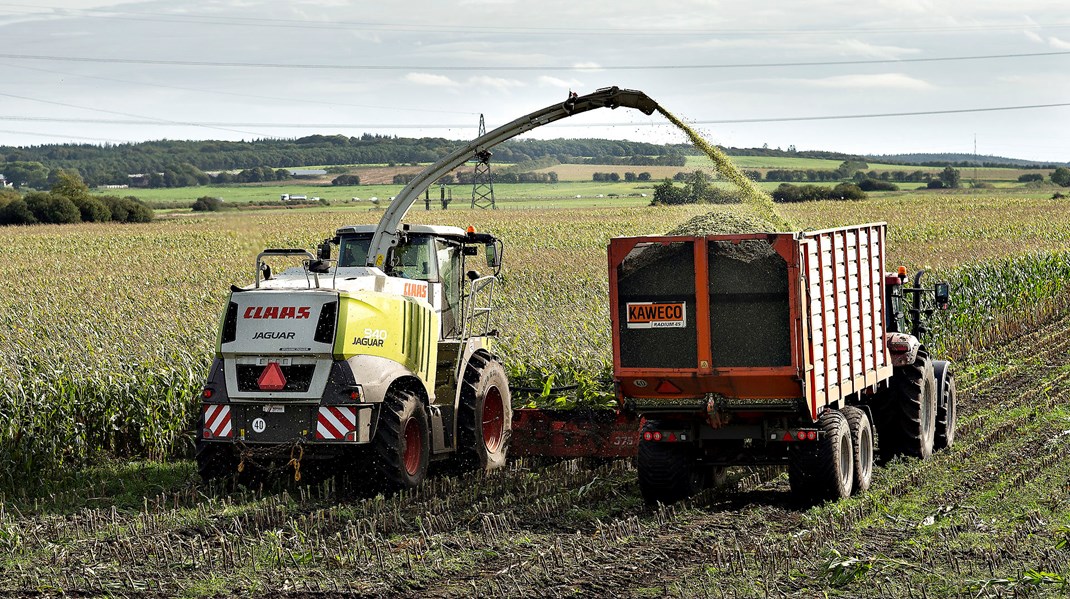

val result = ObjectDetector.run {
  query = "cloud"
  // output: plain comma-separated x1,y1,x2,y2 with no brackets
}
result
404,73,459,87
1023,30,1044,43
572,62,603,72
1050,36,1070,50
832,39,921,59
803,73,933,91
538,75,583,89
467,76,525,91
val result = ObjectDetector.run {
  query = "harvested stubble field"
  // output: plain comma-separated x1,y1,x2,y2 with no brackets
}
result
3,192,1070,596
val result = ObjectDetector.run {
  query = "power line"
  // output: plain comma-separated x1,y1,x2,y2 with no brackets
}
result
0,91,266,137
0,50,1066,71
1,101,1066,129
0,128,128,143
3,3,1067,37
1,62,480,116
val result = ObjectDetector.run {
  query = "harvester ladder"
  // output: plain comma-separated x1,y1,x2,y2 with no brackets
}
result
454,274,498,379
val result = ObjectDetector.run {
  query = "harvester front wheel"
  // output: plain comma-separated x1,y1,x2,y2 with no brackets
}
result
637,420,705,505
933,361,957,451
789,410,854,502
373,387,430,491
879,353,937,461
457,355,512,472
841,406,874,495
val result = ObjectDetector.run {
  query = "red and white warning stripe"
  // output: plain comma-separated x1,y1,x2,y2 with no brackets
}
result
316,406,357,441
203,404,232,439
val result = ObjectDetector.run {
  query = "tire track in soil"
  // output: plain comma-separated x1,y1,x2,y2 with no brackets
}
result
508,310,1070,597
7,315,1070,597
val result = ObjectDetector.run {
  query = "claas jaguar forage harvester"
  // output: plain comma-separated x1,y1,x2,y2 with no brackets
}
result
195,87,659,490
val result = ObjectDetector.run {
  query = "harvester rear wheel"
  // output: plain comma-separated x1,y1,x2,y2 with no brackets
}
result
789,410,853,502
879,353,937,462
195,440,236,484
373,387,429,491
456,355,512,472
637,420,705,505
934,362,958,451
841,406,874,495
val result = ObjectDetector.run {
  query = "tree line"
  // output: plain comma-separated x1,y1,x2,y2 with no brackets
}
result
0,171,152,226
0,135,685,188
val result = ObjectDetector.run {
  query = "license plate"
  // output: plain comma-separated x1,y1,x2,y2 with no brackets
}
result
256,357,292,366
263,404,286,413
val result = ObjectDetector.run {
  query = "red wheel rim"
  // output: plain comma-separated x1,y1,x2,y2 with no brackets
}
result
403,417,422,476
482,386,505,452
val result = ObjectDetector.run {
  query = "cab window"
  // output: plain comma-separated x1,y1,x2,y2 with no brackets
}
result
392,235,438,281
337,235,371,267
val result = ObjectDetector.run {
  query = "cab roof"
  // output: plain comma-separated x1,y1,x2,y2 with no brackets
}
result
335,224,469,238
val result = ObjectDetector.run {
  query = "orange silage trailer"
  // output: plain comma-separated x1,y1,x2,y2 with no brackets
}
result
607,223,956,504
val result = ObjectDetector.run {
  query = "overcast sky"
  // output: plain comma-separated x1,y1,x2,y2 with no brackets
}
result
0,0,1067,161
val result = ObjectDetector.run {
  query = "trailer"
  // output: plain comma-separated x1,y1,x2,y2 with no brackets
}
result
553,223,957,504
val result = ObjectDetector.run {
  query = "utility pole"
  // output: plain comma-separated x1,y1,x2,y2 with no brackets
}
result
470,114,496,209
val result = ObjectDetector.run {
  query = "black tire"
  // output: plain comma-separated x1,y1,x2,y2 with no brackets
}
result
789,410,853,502
709,466,728,489
637,420,705,505
879,353,937,461
456,355,512,472
373,386,430,491
841,406,874,495
933,361,957,451
195,440,236,484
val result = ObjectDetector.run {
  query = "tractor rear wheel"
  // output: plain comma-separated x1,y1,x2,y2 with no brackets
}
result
373,387,430,491
637,420,705,504
789,410,854,502
879,353,937,462
841,406,874,495
934,362,958,451
456,355,512,472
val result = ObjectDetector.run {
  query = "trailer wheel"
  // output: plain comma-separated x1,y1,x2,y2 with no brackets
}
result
841,406,873,495
879,353,937,461
933,362,957,451
789,410,853,502
373,387,429,490
637,420,705,504
457,355,512,472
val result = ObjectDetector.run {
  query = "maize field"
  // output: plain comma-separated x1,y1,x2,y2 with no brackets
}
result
1,190,1070,596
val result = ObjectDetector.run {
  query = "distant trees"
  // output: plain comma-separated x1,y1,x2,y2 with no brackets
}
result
857,179,899,192
1018,173,1044,183
650,179,690,205
191,196,225,212
649,172,746,205
0,161,49,189
1052,167,1070,187
592,172,621,182
772,183,866,202
938,166,962,189
331,174,361,186
0,170,152,226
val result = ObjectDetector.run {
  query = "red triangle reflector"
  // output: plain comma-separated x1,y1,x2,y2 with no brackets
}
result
782,432,793,442
655,379,681,394
258,362,287,391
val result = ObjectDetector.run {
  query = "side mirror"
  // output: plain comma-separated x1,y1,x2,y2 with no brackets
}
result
934,281,950,310
317,238,332,260
485,241,501,270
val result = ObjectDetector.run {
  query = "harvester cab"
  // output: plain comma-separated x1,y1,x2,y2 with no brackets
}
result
197,86,659,491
